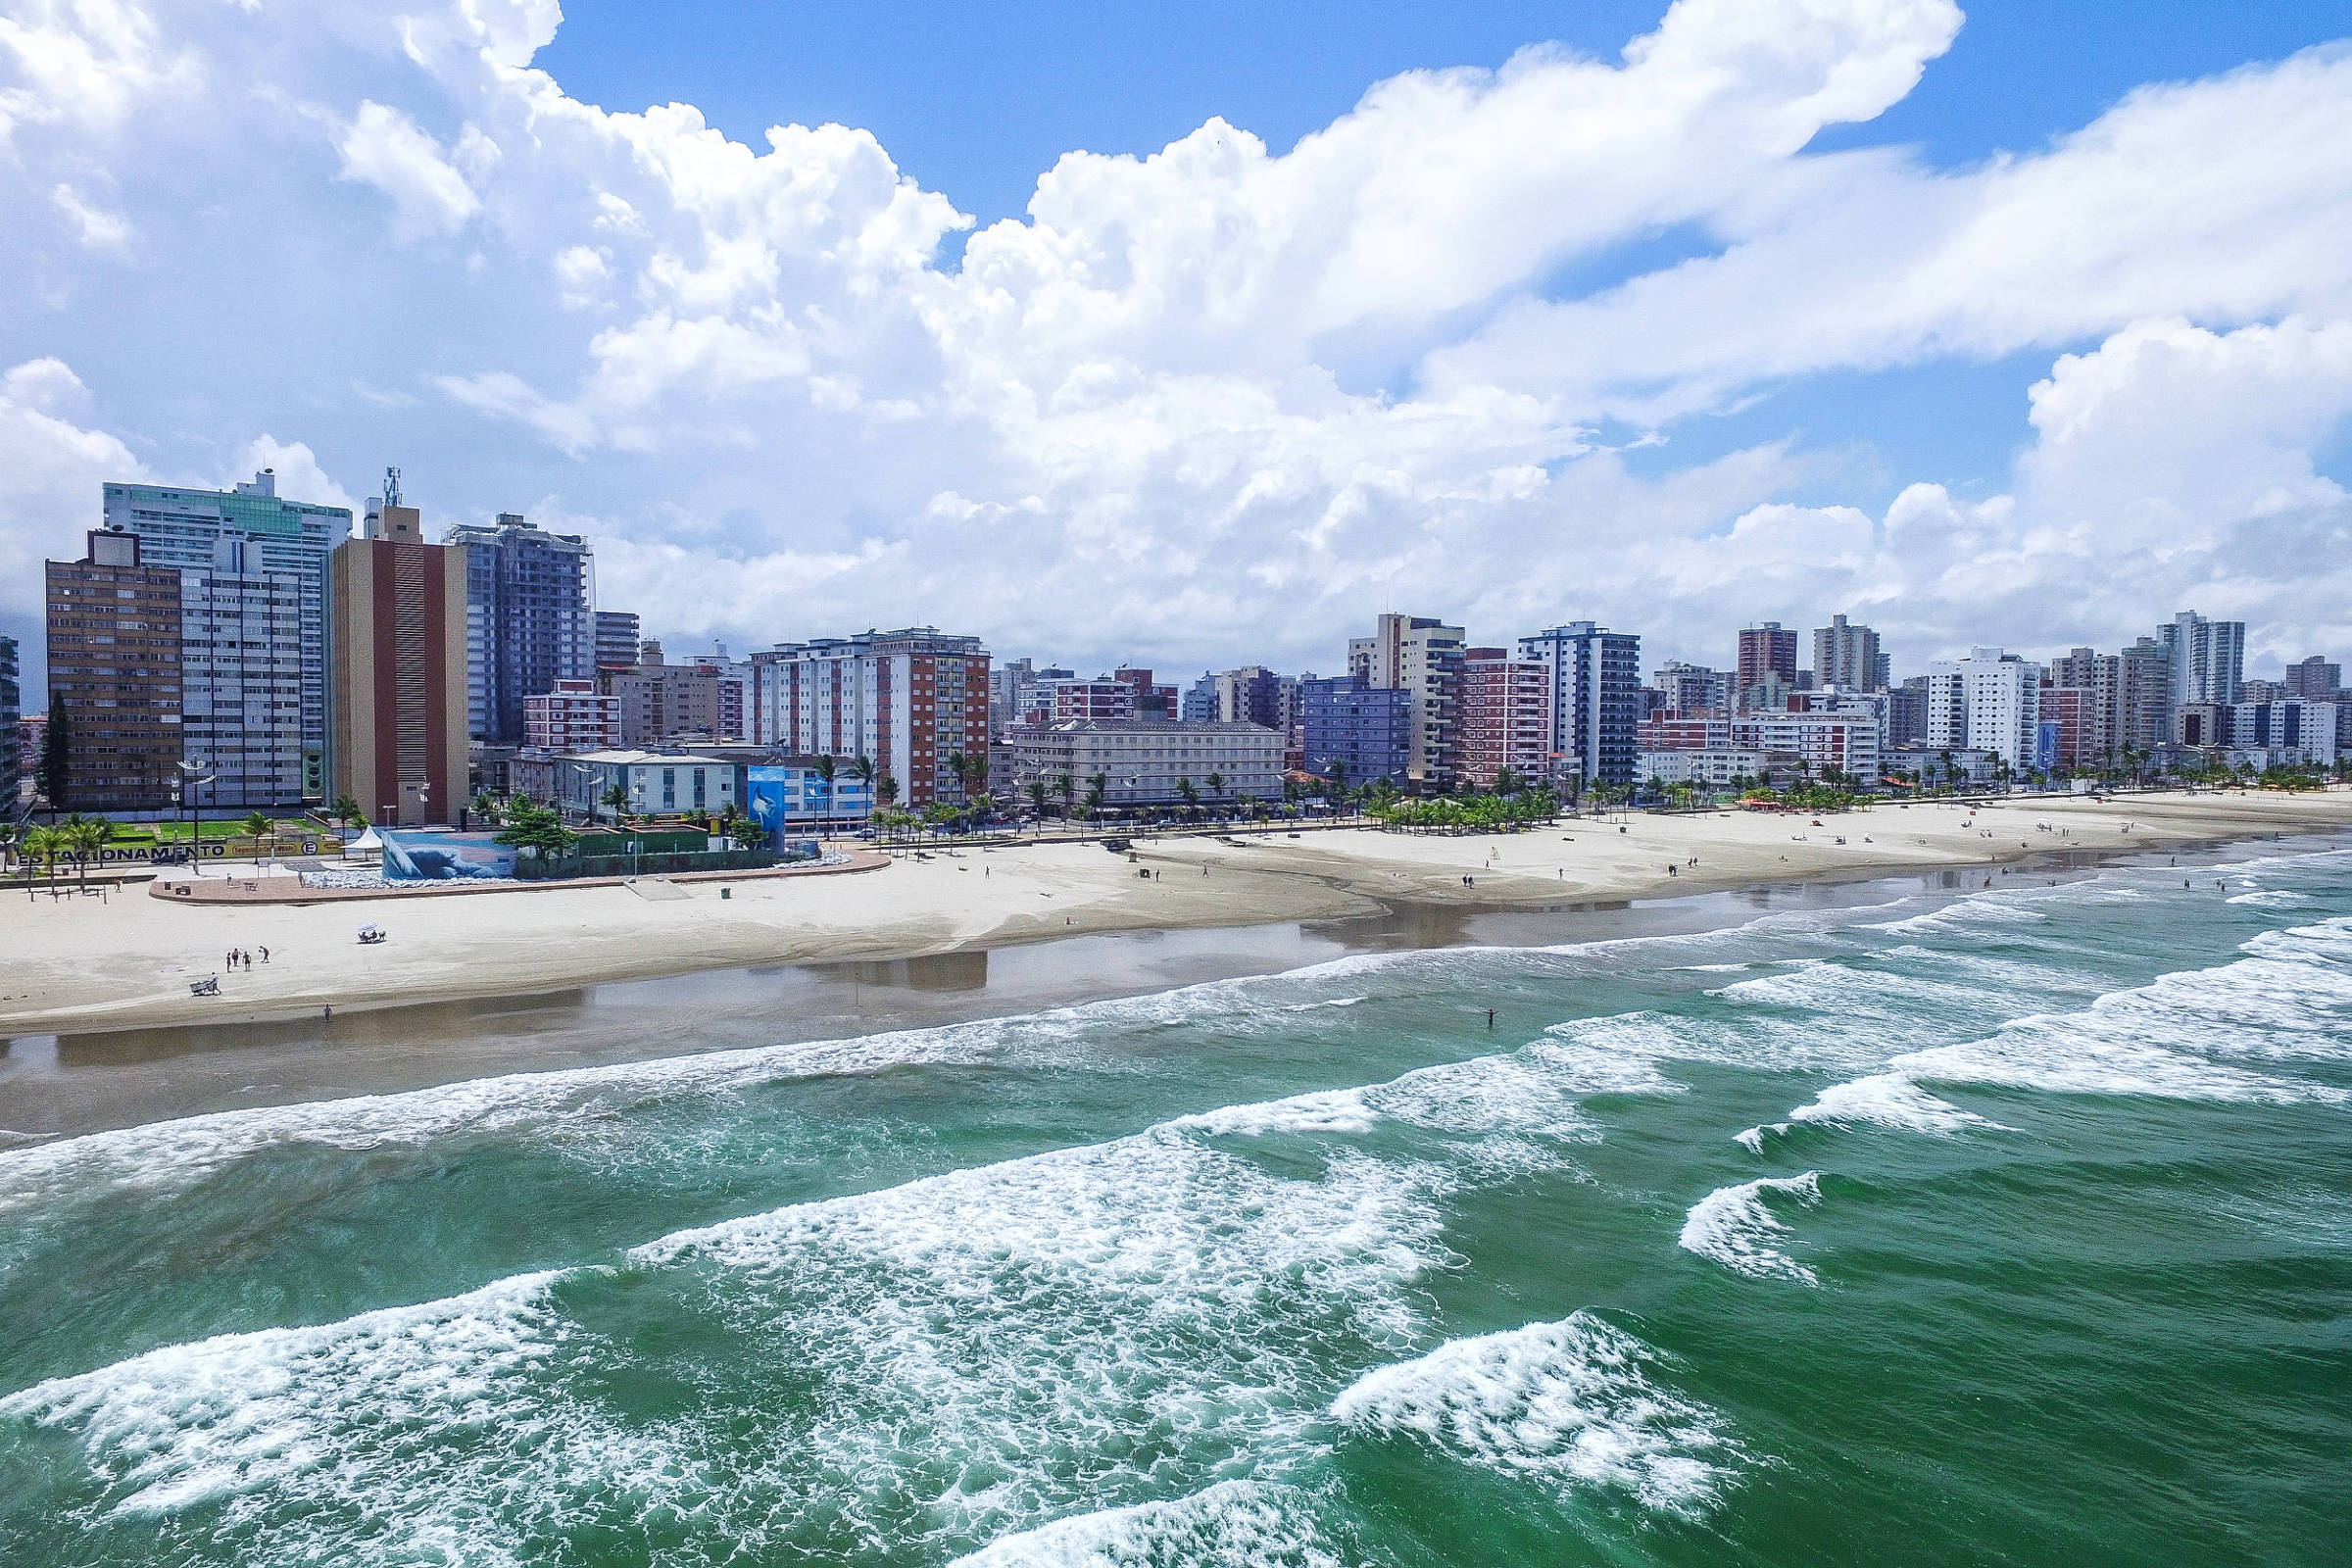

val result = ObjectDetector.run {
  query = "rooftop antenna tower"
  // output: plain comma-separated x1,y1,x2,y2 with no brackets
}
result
383,466,402,507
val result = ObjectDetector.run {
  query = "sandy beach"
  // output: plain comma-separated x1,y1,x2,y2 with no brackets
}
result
4,789,2349,1044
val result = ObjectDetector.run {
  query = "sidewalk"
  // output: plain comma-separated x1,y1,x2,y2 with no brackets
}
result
148,851,891,905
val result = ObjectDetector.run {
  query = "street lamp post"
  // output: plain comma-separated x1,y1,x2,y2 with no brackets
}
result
174,758,215,876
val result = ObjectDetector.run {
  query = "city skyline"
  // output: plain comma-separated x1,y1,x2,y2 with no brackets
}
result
4,1,2351,692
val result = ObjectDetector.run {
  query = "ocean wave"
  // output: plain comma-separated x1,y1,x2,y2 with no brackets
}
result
1172,1032,1682,1151
2242,914,2352,968
0,1270,614,1542
950,1479,1346,1568
1785,1073,2008,1137
1331,1312,1734,1515
1864,896,2052,937
615,1131,1458,1547
1678,1173,1823,1285
6,1114,1459,1561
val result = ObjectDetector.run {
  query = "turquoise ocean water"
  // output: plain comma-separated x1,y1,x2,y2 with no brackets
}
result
2,847,2348,1565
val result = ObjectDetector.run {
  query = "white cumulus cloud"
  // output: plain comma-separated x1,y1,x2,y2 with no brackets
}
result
0,0,2347,687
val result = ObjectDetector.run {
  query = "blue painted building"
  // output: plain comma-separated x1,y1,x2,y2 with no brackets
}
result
1299,676,1410,786
746,759,877,838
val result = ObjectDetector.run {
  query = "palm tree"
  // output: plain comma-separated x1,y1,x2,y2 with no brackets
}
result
1176,776,1199,817
1056,772,1076,820
23,823,61,899
601,783,631,824
811,754,839,819
66,816,109,894
875,772,900,810
239,809,272,868
1083,772,1107,819
1026,778,1050,824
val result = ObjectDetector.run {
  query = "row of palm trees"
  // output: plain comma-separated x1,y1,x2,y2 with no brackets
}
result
0,814,116,896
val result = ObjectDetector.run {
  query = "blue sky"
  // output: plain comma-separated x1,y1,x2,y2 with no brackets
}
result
538,0,2351,506
3,0,2350,688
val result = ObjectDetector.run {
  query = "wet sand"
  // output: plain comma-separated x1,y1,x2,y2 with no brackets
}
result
4,802,2343,1143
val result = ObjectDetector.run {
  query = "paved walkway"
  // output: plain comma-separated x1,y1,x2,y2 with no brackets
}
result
148,852,890,906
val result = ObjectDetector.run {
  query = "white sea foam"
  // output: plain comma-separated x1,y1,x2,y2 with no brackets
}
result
1174,1031,1682,1154
1171,1090,1381,1139
950,1480,1344,1568
1332,1312,1733,1514
1678,1173,1823,1285
1864,897,2051,937
2243,915,2352,967
8,1112,1459,1560
1786,1073,2007,1136
619,1129,1458,1548
2229,890,2308,907
0,1270,621,1545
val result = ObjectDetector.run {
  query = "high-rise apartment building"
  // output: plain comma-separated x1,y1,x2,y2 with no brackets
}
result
1180,671,1219,724
2161,611,2245,707
1111,667,1180,719
1046,678,1139,723
1213,666,1292,731
1518,621,1642,787
523,679,621,752
749,627,989,806
2037,682,2094,768
2284,656,2342,699
1298,676,1411,786
1654,661,1731,715
444,513,595,745
46,529,185,812
328,487,468,826
1736,622,1799,709
686,644,751,741
595,611,642,670
1348,613,1466,786
2038,643,2167,768
988,660,1077,734
1928,648,2042,771
1887,677,1929,747
1812,614,1889,692
1458,649,1551,788
180,551,307,806
603,644,722,746
104,470,350,799
0,635,16,810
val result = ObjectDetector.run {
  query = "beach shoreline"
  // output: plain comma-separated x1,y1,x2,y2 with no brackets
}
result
2,789,2348,1144
5,790,2349,1042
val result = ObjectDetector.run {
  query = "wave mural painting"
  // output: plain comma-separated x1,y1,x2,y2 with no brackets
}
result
375,830,517,882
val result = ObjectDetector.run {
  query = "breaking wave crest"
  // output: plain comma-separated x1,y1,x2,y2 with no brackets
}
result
1331,1312,1734,1514
1679,1173,1824,1285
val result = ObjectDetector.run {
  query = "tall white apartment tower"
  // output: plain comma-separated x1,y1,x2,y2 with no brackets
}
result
1927,648,2042,771
2160,611,2245,707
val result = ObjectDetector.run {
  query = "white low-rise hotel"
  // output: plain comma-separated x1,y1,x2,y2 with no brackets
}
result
1008,719,1284,808
1637,749,1768,787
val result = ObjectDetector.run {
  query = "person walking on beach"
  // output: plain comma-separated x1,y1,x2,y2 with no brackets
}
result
259,946,270,963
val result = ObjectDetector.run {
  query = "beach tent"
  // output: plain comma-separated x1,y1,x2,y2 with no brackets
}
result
349,827,383,854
